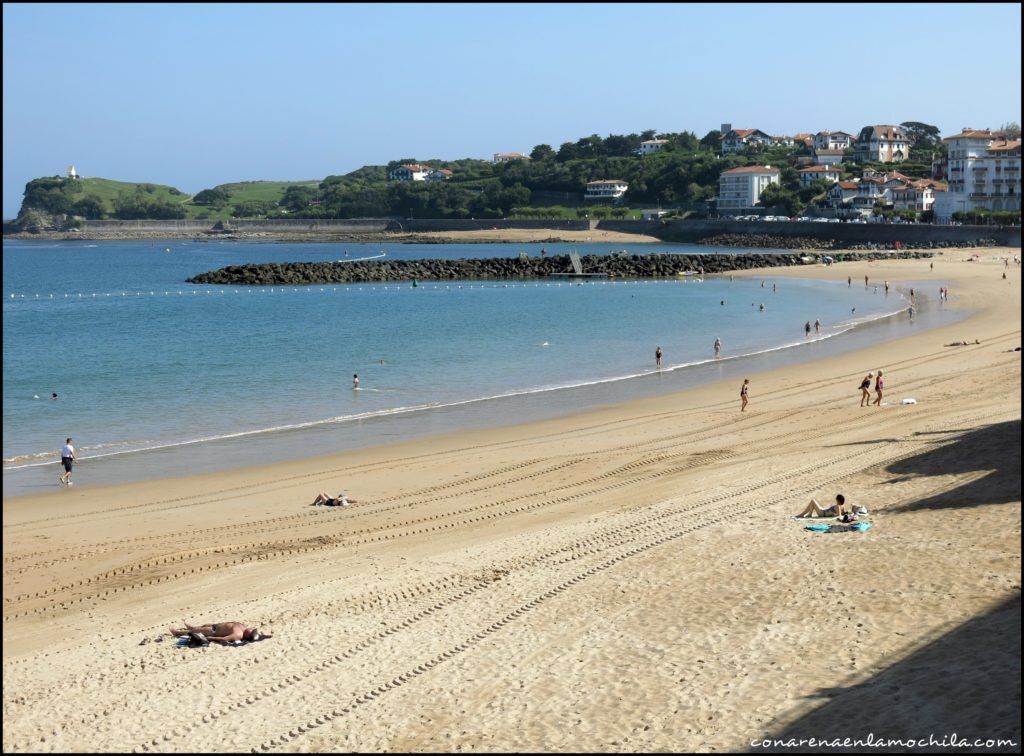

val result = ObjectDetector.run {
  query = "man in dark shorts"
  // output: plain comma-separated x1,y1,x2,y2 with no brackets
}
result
59,437,76,486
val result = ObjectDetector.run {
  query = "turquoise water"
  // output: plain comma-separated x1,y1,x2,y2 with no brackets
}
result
3,239,945,492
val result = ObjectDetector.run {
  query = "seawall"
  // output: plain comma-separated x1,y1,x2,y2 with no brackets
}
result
186,251,935,286
596,219,1021,248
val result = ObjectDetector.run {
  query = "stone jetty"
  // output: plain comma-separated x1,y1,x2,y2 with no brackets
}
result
186,251,935,286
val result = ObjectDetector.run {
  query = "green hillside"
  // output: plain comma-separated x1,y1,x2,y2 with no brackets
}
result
15,175,323,222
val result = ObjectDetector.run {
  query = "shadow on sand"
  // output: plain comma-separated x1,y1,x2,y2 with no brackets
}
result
883,419,1021,513
755,595,1021,752
755,420,1021,752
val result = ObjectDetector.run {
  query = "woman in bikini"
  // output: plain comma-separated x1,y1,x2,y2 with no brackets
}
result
740,378,749,412
872,370,884,406
795,494,846,519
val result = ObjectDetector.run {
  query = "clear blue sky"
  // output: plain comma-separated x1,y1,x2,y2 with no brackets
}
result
3,2,1021,218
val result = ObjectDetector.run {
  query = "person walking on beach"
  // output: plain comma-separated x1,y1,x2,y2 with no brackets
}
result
884,280,890,295
930,261,934,272
805,321,812,338
859,372,873,407
814,319,821,335
655,346,663,368
352,374,359,389
847,276,852,287
740,379,749,412
865,275,869,287
908,305,915,321
59,437,76,487
714,337,721,357
872,370,884,406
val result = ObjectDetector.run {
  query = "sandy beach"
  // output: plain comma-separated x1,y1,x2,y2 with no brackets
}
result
3,249,1020,753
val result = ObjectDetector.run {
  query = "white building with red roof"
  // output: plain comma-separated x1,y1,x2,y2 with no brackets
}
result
798,165,842,187
637,139,669,156
584,179,629,202
720,129,773,154
389,164,435,182
813,130,855,152
933,128,1021,222
717,165,780,210
853,125,912,163
426,169,453,182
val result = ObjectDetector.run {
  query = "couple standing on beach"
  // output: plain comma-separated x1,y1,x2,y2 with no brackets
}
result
859,370,884,406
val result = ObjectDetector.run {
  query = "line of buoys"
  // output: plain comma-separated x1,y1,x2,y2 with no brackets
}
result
4,278,699,301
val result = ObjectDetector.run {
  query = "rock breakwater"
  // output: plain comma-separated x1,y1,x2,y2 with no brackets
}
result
186,251,934,286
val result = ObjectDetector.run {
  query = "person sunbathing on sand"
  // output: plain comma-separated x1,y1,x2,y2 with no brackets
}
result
168,621,265,643
945,340,980,346
311,491,356,507
795,494,846,519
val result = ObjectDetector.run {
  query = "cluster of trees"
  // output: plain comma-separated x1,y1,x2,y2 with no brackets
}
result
952,209,1021,225
110,187,186,219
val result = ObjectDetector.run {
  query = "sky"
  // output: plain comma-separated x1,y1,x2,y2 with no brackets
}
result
3,2,1021,218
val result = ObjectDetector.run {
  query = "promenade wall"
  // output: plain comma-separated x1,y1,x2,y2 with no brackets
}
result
597,219,1021,247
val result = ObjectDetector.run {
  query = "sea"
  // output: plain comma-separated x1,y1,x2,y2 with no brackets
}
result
2,238,963,495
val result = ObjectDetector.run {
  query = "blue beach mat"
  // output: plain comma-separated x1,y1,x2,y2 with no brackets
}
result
804,522,873,533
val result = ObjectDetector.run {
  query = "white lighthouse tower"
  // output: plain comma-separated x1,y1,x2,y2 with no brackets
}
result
67,165,78,179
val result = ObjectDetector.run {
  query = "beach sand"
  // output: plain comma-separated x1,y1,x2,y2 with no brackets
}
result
3,248,1020,753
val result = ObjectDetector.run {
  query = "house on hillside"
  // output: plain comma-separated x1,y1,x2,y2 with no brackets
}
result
827,180,860,208
798,165,842,187
814,149,846,166
426,169,453,182
813,131,855,152
584,179,629,202
389,164,434,182
891,179,945,213
717,165,780,210
933,128,1020,222
493,152,530,163
637,139,669,156
720,129,773,153
853,125,911,163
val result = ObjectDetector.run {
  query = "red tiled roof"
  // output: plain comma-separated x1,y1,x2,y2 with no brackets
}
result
398,164,432,172
587,179,627,185
494,152,529,158
799,165,841,173
721,166,779,175
836,181,859,189
988,140,1021,151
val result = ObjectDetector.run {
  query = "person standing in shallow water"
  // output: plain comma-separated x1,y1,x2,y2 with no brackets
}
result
740,379,749,412
352,374,359,389
805,321,811,338
714,337,721,357
655,346,662,368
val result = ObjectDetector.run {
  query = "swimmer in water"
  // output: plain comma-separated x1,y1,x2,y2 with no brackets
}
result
353,374,359,389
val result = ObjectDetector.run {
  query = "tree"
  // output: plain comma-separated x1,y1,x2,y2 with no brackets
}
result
556,141,580,162
758,183,802,216
193,187,231,206
72,195,105,219
1000,121,1021,138
530,144,556,161
700,130,722,151
231,200,276,218
900,121,941,150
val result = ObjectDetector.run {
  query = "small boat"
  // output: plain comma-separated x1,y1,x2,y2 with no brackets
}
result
676,271,697,277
